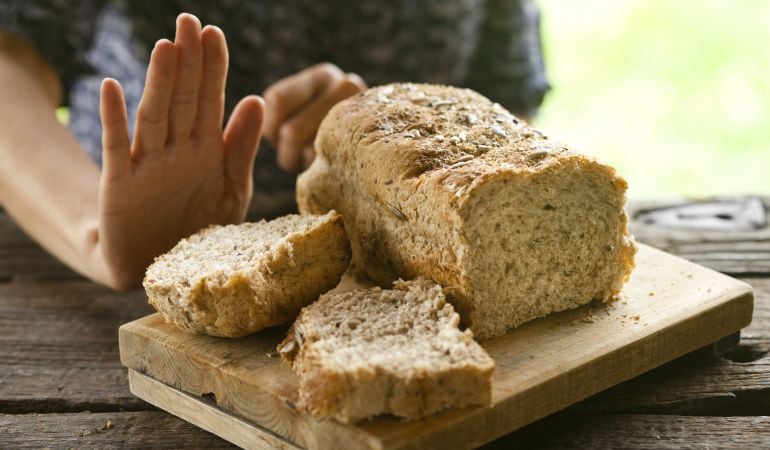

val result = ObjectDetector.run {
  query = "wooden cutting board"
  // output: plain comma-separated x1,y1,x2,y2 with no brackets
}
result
119,243,754,450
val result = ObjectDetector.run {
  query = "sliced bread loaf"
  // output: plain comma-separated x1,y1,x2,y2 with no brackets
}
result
278,279,495,423
297,83,636,339
143,211,350,338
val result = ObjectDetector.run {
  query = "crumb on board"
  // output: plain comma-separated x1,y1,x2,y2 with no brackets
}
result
619,313,641,324
648,292,655,297
77,419,114,437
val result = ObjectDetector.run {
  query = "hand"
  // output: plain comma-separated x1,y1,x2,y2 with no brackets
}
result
263,63,366,173
98,13,264,289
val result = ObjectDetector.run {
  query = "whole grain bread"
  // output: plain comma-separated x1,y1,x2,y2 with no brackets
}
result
297,83,636,339
143,211,350,338
278,279,495,423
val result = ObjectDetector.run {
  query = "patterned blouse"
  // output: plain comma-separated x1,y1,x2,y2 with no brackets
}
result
0,0,549,195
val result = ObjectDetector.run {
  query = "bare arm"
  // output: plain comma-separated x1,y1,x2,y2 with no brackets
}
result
0,13,366,291
0,31,112,284
0,15,265,290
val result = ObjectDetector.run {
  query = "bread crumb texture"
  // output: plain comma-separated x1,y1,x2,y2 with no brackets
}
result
298,83,637,339
279,279,495,423
143,211,351,338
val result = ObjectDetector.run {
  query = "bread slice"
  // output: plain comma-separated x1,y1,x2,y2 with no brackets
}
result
143,211,350,338
297,83,636,339
278,279,495,423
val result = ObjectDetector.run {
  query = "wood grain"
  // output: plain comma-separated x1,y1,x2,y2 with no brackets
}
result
0,281,154,412
2,267,763,420
629,197,770,275
0,213,82,282
0,411,236,449
2,198,769,449
129,370,300,450
3,410,765,450
571,276,770,416
128,371,770,450
120,244,754,450
489,413,770,449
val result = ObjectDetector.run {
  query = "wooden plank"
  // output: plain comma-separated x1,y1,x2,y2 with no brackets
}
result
628,197,770,275
128,371,770,450
489,412,770,449
121,315,382,450
0,267,762,420
570,345,770,416
119,244,754,450
129,370,300,450
572,276,770,416
0,281,154,412
0,411,236,448
0,212,83,282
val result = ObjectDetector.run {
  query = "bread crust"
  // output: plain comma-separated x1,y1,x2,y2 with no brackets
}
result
297,83,636,339
144,212,351,338
278,279,495,423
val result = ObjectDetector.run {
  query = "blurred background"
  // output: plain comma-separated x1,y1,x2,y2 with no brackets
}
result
537,0,769,199
51,0,768,200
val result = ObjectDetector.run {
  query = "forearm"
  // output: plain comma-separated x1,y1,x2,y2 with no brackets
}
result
0,37,117,288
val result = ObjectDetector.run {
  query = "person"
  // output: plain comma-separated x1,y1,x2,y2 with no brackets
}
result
0,1,549,290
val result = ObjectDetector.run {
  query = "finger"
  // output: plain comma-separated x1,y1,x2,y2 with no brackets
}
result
301,145,315,170
224,95,265,191
276,75,363,173
344,72,367,91
194,25,228,135
100,78,131,179
133,39,178,156
262,62,344,144
169,13,203,141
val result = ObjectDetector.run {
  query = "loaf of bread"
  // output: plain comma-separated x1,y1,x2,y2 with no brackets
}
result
297,83,636,339
278,279,495,423
143,212,350,338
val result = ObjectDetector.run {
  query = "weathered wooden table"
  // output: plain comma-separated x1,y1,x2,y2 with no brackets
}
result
2,196,769,449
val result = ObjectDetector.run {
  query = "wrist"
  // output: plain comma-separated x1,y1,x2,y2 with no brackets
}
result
82,223,143,291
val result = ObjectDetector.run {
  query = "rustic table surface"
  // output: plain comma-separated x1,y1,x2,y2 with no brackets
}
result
1,196,768,449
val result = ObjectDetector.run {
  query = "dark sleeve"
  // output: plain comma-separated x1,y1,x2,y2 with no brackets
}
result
465,0,550,116
0,0,107,105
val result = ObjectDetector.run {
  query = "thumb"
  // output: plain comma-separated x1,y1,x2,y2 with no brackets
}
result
224,95,265,189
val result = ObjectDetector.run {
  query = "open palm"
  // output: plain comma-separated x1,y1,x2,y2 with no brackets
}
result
97,14,264,289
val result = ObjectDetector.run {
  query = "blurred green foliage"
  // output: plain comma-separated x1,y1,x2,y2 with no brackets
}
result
55,107,69,125
538,0,770,198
